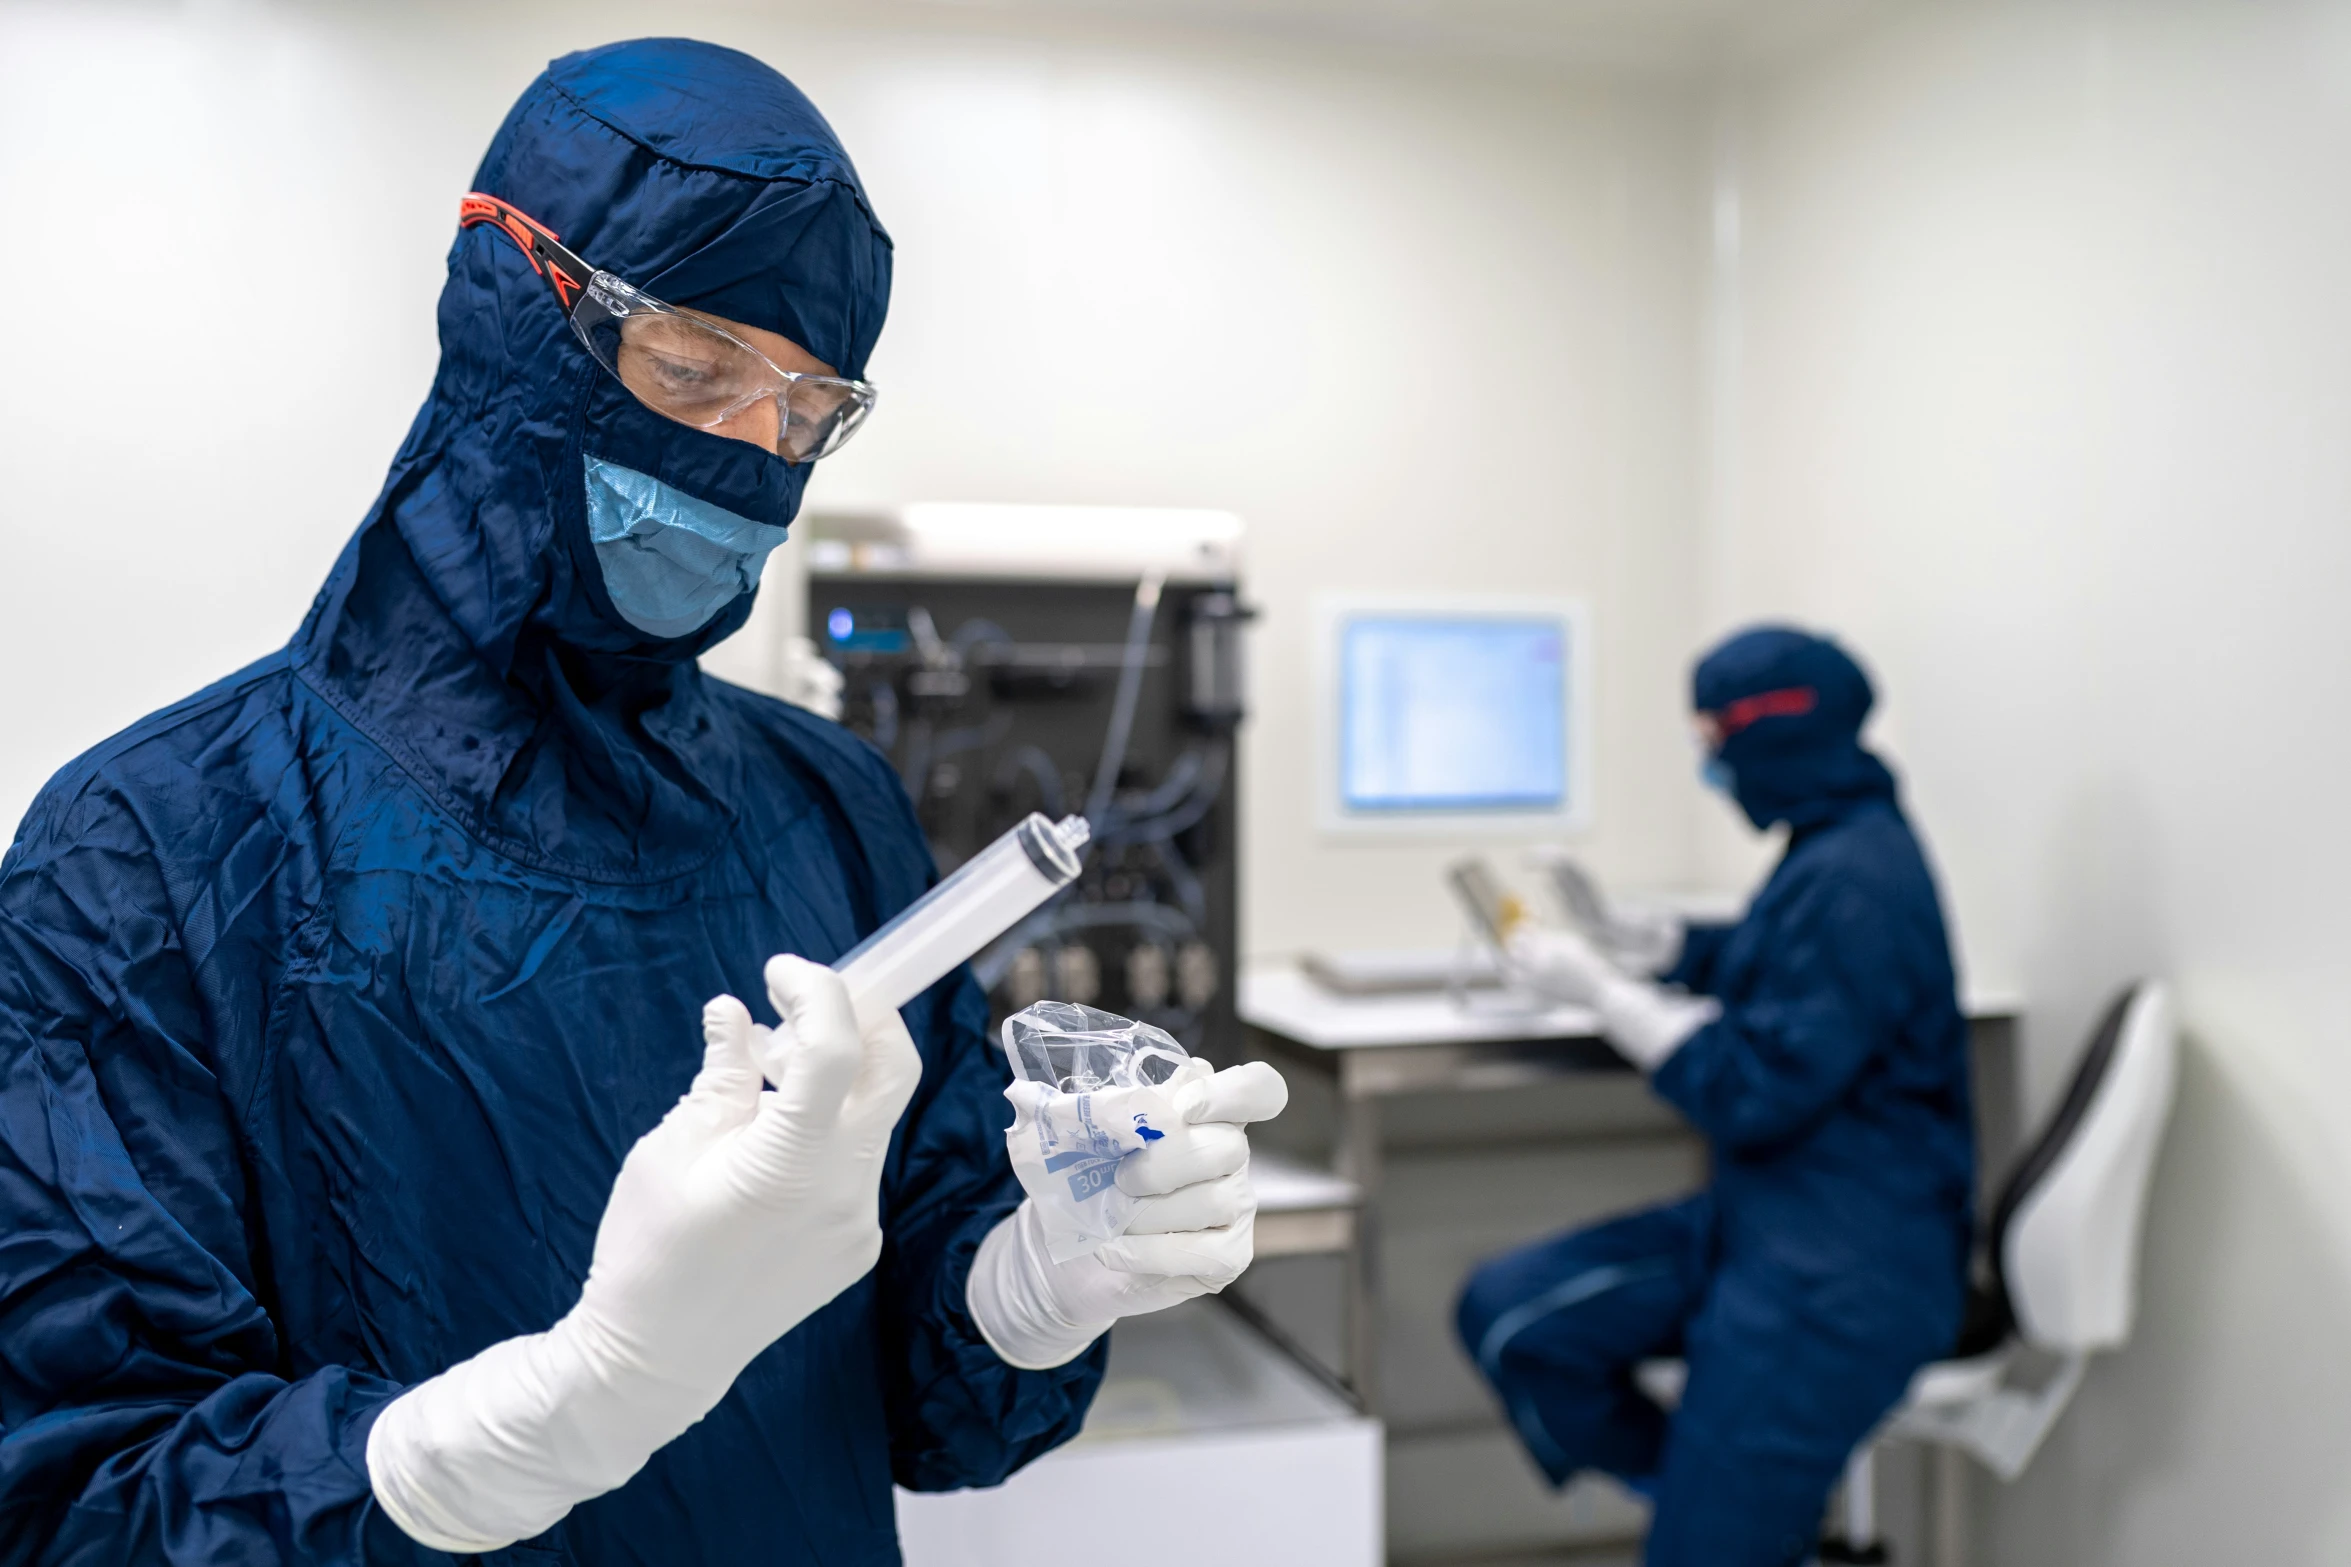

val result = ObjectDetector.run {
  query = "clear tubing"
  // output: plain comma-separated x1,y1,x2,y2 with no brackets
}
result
834,812,1091,1017
1084,572,1164,827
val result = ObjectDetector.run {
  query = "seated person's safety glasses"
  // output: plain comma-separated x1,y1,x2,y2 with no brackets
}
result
459,191,878,466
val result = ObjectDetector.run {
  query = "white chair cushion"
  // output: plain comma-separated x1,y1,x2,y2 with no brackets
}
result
1900,1349,2013,1410
1633,1346,2011,1420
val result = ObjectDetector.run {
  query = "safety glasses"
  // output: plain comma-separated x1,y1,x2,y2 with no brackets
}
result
458,191,877,465
1704,687,1818,743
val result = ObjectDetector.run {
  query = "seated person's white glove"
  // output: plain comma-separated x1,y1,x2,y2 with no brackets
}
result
965,1060,1288,1369
1505,927,1718,1073
367,956,922,1553
1528,852,1683,976
1601,906,1686,978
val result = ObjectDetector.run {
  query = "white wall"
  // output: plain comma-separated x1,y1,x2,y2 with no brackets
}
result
0,0,1711,959
45,2,2344,1556
1712,4,2351,1559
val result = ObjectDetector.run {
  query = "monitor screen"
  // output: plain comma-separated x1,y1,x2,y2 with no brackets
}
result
1338,614,1570,813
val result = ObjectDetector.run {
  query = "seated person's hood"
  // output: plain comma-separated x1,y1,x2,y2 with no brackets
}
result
1694,627,1897,834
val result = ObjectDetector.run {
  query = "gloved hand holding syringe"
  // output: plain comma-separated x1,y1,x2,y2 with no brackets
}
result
368,806,1281,1553
366,809,1093,1555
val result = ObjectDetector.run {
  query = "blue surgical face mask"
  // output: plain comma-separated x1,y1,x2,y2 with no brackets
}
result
583,455,791,640
1700,755,1737,797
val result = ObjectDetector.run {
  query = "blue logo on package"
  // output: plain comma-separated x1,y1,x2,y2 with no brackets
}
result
583,455,790,639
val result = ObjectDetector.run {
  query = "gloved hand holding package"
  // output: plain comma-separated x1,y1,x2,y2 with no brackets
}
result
999,1002,1209,1261
969,1001,1288,1369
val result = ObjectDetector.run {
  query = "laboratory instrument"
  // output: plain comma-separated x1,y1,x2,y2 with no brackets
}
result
806,503,1249,1060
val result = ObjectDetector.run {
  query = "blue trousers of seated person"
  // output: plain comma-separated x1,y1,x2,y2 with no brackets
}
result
1456,1194,1945,1567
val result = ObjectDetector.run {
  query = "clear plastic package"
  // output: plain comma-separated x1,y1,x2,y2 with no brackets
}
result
1004,1000,1193,1094
999,1002,1208,1262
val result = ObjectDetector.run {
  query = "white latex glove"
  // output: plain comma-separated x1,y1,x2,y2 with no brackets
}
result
966,1060,1288,1370
367,956,922,1553
1602,907,1686,978
1506,927,1719,1073
1506,925,1616,1007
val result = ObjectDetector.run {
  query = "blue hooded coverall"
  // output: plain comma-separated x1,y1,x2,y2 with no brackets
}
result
0,40,1103,1566
1456,629,1974,1566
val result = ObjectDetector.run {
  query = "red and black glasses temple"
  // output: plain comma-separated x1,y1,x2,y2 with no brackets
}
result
458,192,593,314
1712,686,1819,739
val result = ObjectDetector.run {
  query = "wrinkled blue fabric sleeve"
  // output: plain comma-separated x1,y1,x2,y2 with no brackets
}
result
877,968,1106,1491
1663,921,1739,995
1650,882,1906,1155
0,793,428,1565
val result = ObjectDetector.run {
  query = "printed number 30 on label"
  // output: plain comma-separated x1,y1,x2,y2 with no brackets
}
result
1064,1160,1118,1202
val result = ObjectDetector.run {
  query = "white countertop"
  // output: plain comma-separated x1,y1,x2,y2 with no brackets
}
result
1250,1149,1362,1212
1240,963,1601,1051
1239,957,2022,1053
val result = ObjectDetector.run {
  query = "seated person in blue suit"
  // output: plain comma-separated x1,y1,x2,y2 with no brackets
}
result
1457,627,1974,1567
0,39,1279,1566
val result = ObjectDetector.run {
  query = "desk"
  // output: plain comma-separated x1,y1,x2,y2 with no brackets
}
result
1250,1149,1362,1259
899,1297,1381,1567
1238,960,2025,1415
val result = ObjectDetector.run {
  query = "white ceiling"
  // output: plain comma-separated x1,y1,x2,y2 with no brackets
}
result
905,0,1909,77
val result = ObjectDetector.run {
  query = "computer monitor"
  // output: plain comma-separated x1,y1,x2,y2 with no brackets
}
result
1316,594,1591,834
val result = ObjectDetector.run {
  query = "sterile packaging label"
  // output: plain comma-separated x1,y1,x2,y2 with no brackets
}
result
1003,1077,1190,1263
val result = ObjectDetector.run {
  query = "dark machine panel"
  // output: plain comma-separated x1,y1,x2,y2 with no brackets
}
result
811,571,1250,1061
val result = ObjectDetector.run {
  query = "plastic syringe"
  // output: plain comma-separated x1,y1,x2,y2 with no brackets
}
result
814,812,1090,1023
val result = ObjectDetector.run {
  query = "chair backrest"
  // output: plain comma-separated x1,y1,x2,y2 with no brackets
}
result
1988,981,2178,1352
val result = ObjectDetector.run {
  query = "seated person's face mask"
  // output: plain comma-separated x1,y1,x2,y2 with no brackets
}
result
585,456,792,640
1692,713,1735,797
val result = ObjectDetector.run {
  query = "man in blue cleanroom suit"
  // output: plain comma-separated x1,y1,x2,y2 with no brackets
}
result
0,39,1283,1565
1457,627,1974,1567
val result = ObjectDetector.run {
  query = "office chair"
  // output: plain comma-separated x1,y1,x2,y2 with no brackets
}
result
1639,980,2179,1564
